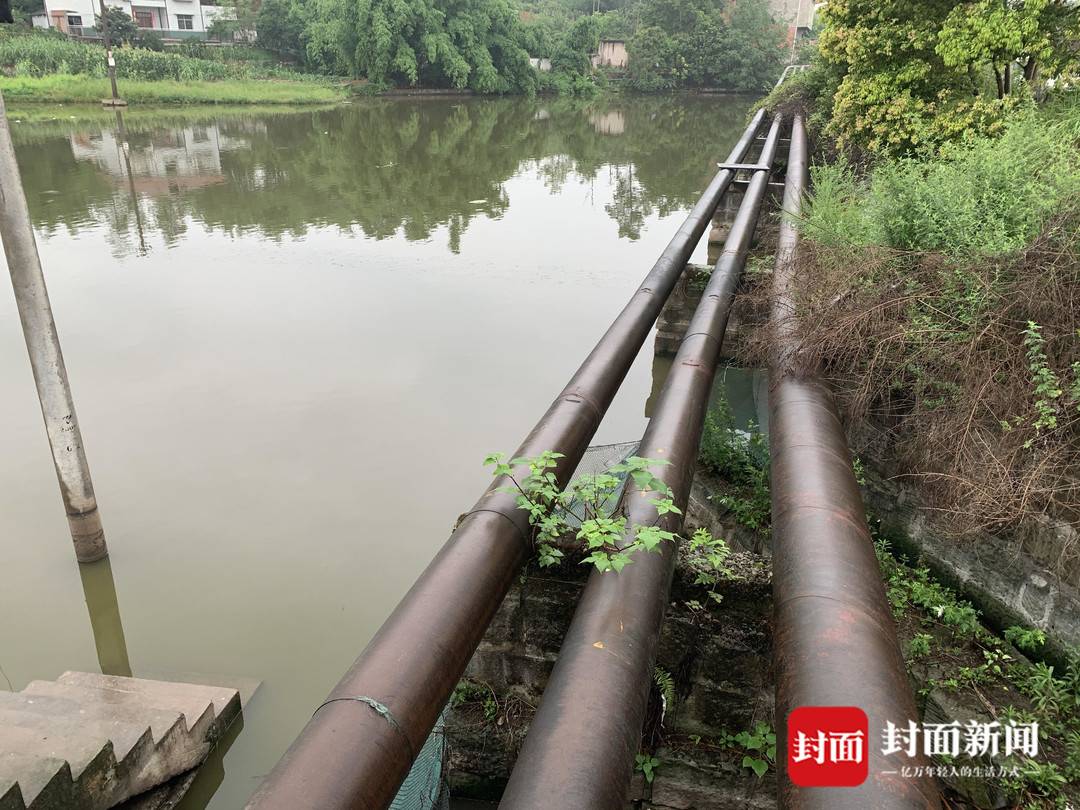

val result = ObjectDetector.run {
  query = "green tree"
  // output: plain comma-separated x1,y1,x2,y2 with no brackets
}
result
10,0,43,24
938,0,1080,97
96,7,140,45
519,12,566,58
624,0,782,91
636,0,708,35
538,13,601,93
627,25,684,91
718,0,784,90
679,0,783,89
303,0,534,92
679,18,728,86
256,0,308,60
550,13,600,73
818,0,1079,154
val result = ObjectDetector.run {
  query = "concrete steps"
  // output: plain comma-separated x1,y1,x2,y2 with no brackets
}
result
0,672,240,810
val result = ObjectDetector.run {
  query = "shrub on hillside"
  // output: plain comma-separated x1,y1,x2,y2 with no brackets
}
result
758,98,1080,538
804,104,1080,256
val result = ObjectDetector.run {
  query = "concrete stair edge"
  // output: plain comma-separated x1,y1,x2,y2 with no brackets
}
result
0,673,241,810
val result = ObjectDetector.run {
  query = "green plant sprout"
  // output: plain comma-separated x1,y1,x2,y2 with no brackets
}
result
687,527,733,606
634,753,661,783
483,451,681,573
1005,625,1048,653
735,722,776,778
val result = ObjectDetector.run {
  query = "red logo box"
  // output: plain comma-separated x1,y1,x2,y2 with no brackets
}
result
787,706,869,787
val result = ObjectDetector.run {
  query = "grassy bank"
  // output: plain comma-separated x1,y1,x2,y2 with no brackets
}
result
750,90,1080,539
0,75,345,105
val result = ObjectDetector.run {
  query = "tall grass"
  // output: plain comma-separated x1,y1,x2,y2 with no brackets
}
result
0,75,344,104
0,32,325,83
804,102,1080,257
767,94,1080,538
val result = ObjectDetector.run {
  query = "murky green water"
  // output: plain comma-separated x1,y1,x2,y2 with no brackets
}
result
0,95,752,808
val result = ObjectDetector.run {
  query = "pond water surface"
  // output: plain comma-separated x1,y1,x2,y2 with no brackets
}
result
0,95,753,808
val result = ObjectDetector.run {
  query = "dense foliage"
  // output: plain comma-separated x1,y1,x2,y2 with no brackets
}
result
751,2,1080,541
623,0,785,91
782,0,1080,154
805,107,1080,255
299,0,537,91
96,7,141,45
876,534,1080,808
0,0,786,94
245,0,784,92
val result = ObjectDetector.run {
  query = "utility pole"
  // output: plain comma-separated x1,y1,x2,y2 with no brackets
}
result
98,0,125,106
0,91,109,563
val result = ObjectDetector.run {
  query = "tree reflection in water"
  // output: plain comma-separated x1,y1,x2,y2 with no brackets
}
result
13,96,751,258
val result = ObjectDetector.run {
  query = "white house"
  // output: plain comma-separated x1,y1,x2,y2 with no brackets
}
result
32,0,230,38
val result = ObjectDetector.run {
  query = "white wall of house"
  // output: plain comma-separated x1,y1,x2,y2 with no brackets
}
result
39,0,224,34
591,40,628,70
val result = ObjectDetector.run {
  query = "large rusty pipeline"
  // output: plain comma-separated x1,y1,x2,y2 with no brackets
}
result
247,109,769,810
499,114,785,810
769,117,940,808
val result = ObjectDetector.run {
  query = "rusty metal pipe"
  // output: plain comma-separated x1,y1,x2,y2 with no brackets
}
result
247,109,769,810
769,117,940,808
499,114,785,810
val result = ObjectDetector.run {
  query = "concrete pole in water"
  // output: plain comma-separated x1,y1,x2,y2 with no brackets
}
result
0,91,108,563
79,558,132,677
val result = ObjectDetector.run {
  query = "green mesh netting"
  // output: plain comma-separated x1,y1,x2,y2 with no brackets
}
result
562,441,638,527
390,711,448,809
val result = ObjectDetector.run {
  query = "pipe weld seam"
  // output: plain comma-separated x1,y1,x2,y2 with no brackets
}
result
557,389,604,423
772,502,869,532
312,695,418,761
460,507,533,550
678,331,723,348
772,592,896,634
